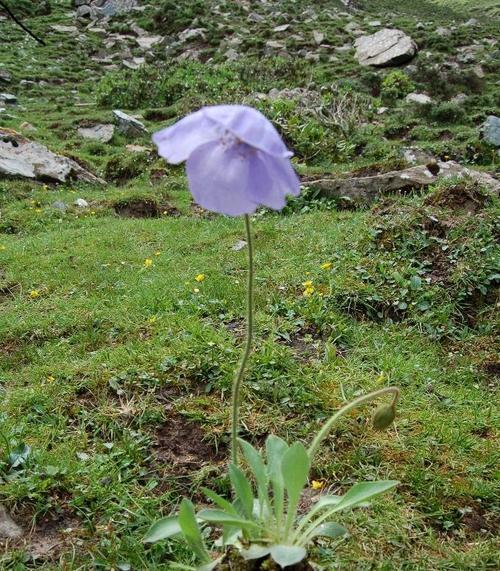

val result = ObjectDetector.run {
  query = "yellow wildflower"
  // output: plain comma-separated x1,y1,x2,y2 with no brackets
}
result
0,245,6,251
144,258,153,268
193,288,200,293
148,316,157,324
321,262,332,270
311,480,324,490
155,251,161,256
30,289,40,298
47,375,55,383
302,280,313,288
195,274,205,282
303,285,315,297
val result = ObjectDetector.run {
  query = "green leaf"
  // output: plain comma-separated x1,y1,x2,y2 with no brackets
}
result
202,488,239,516
312,495,342,510
238,438,269,510
410,275,422,290
197,509,258,529
270,544,307,567
266,435,288,522
229,464,254,519
331,481,398,513
241,544,271,560
309,522,348,539
198,559,223,571
179,499,210,563
143,516,181,543
281,442,310,533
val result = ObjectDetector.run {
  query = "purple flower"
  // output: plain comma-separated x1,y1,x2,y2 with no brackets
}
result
152,105,300,216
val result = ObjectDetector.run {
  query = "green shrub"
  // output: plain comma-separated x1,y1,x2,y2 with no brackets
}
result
430,102,467,123
380,71,415,102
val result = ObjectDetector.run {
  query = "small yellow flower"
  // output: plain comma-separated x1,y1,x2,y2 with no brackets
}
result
155,251,161,256
47,375,55,383
35,208,42,214
303,285,315,297
193,288,200,293
311,480,324,490
321,262,332,270
0,245,6,251
148,316,157,324
195,274,205,282
30,289,40,298
144,258,153,268
302,280,313,288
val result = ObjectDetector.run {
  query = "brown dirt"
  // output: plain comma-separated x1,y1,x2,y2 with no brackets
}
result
113,198,180,218
423,181,491,214
215,549,314,570
0,282,20,302
153,413,226,473
0,509,81,563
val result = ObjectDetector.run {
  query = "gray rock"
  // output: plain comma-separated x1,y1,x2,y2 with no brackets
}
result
273,24,290,32
308,161,499,205
78,123,114,143
178,28,206,42
76,5,93,18
112,110,147,136
52,200,67,212
248,12,265,23
435,26,451,37
0,69,11,83
451,93,467,105
51,24,78,33
0,506,23,539
100,0,137,17
482,116,500,146
0,93,17,104
232,240,247,251
405,92,432,105
463,18,478,27
0,128,104,184
74,198,89,208
20,121,37,132
368,20,382,27
312,30,325,44
135,35,162,50
354,28,417,67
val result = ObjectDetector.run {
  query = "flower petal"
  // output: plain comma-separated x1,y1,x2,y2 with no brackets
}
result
202,105,292,159
244,151,301,210
152,110,217,164
186,141,257,216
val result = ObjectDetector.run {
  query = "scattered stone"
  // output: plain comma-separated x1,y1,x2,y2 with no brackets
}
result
74,198,89,208
179,28,206,42
307,161,499,205
51,25,78,33
355,28,418,67
0,506,23,539
377,107,389,114
403,148,435,165
451,93,467,105
482,116,500,146
112,110,147,136
405,92,432,105
368,20,382,27
248,12,265,23
312,30,325,44
20,122,37,132
125,144,149,153
76,5,93,18
463,18,478,26
0,93,17,104
435,26,451,37
77,123,114,143
273,24,290,32
0,70,11,83
52,200,68,212
0,128,104,184
136,35,162,50
232,240,247,251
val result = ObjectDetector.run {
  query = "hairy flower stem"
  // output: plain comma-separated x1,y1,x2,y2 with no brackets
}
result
231,215,254,466
308,387,400,461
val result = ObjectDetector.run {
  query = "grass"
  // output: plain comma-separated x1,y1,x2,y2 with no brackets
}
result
1,0,499,569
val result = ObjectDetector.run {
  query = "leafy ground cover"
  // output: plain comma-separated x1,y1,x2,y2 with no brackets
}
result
0,0,498,569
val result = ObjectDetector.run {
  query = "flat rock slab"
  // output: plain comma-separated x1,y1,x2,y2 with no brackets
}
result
307,161,499,205
0,128,104,184
77,123,114,143
0,506,23,539
355,28,417,67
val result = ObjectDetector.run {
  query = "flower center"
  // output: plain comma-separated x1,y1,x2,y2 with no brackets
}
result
218,128,254,160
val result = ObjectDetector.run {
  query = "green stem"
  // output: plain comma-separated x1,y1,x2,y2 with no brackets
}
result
307,386,400,461
231,214,255,466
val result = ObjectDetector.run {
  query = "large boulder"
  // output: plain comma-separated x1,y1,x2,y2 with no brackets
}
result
355,28,418,67
306,161,499,206
0,128,104,184
482,115,500,147
112,110,147,136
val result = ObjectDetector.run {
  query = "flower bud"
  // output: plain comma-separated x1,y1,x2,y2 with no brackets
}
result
372,404,396,431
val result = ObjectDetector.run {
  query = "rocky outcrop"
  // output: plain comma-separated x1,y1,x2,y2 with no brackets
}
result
77,123,114,143
0,128,104,184
306,161,499,206
355,28,417,67
112,110,148,136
